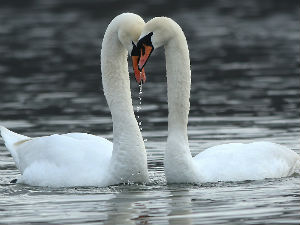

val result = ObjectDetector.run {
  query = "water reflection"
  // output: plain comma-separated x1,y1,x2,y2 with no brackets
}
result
168,189,193,225
105,190,150,225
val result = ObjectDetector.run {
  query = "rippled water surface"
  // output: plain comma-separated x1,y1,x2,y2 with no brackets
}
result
0,1,299,224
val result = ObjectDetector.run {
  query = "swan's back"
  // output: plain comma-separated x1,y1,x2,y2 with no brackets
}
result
194,142,300,182
16,133,112,171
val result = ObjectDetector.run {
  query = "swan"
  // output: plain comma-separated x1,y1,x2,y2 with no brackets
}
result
136,17,300,183
0,13,149,187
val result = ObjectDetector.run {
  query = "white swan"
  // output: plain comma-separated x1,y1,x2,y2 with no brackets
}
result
136,17,300,183
0,13,149,187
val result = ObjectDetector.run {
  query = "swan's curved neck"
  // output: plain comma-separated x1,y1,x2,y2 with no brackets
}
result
101,22,148,183
101,25,133,121
164,28,198,182
165,33,191,138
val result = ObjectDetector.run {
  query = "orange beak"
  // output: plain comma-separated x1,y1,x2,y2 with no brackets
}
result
132,56,146,84
138,44,154,70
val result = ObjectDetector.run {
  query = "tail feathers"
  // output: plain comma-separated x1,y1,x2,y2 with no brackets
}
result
0,126,31,169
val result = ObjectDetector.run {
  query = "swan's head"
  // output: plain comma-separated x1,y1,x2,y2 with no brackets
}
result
115,13,146,84
137,17,179,71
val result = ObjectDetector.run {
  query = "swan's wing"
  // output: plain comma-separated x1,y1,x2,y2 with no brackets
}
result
1,127,113,186
194,142,300,182
17,133,112,171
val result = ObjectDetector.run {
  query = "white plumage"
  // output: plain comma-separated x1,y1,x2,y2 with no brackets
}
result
193,142,300,182
1,126,113,186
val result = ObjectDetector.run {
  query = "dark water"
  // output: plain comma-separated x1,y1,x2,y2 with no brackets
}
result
0,1,299,224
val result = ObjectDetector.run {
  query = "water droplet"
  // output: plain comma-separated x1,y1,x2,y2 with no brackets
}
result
136,83,144,132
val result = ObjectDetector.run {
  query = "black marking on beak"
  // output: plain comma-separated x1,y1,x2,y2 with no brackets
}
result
131,41,139,56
